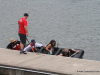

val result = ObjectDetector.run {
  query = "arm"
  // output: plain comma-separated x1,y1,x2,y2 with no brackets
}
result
24,25,28,37
6,43,11,49
35,43,46,49
43,46,46,48
72,49,79,53
46,44,52,54
58,53,63,56
35,42,43,47
17,41,20,44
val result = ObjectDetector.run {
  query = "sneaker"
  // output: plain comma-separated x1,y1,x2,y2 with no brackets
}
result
22,51,27,54
20,49,23,54
20,51,22,54
20,51,27,54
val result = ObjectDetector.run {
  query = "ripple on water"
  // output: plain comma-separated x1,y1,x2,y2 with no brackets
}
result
0,0,100,61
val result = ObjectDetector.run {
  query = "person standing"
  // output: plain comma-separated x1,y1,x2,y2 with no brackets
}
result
18,13,29,54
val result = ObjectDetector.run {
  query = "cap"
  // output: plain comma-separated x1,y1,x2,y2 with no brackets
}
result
10,38,15,43
31,39,36,44
24,13,29,16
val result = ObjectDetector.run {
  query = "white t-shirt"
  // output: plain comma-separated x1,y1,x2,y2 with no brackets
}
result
23,42,43,52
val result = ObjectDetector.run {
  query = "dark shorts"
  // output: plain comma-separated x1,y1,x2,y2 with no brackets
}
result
18,33,26,45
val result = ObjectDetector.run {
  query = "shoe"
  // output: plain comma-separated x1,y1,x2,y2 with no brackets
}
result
20,49,23,54
20,51,22,54
22,51,27,54
20,51,27,54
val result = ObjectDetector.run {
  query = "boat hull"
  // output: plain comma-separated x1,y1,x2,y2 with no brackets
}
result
35,47,84,59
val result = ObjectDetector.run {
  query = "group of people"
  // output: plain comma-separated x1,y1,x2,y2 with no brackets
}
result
6,38,79,57
23,39,56,55
6,13,79,56
6,38,57,55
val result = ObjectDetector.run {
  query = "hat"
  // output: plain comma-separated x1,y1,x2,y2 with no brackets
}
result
31,39,36,44
10,38,15,43
24,13,29,16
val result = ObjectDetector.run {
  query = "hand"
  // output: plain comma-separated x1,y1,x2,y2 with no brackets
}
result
50,51,52,55
57,54,63,56
76,50,79,53
26,33,28,37
43,46,46,48
57,55,61,56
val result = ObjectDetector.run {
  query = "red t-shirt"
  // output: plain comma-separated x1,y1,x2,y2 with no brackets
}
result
18,18,27,35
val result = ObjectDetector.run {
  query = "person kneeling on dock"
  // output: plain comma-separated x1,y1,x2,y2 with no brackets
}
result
6,38,20,50
23,39,45,52
46,40,56,55
58,48,79,57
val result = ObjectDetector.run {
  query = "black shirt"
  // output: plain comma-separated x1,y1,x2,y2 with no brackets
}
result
62,49,74,56
6,41,20,49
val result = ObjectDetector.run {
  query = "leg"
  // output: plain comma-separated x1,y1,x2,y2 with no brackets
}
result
19,33,27,54
20,42,24,52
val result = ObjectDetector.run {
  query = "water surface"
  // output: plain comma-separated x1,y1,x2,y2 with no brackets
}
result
0,0,100,61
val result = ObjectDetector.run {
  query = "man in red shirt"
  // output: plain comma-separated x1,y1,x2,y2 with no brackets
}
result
18,13,29,54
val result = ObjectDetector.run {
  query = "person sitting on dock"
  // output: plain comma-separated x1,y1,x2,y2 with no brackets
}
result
6,38,20,50
58,48,79,57
23,39,46,52
46,40,56,55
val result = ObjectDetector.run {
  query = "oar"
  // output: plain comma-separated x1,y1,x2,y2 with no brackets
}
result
69,52,78,57
24,37,30,48
26,37,30,44
26,38,36,52
39,46,44,53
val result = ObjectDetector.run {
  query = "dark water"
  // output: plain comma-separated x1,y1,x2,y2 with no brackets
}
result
0,0,100,61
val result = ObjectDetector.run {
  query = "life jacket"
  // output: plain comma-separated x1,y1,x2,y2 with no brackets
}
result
12,41,20,50
30,42,35,52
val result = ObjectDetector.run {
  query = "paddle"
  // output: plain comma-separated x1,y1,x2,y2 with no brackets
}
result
69,52,79,57
39,46,44,53
26,37,30,44
26,38,35,52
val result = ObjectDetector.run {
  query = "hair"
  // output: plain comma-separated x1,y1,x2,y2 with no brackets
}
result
24,13,29,16
49,40,56,47
64,48,69,52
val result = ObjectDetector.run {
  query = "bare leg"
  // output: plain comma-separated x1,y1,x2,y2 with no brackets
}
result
20,42,24,52
20,42,27,54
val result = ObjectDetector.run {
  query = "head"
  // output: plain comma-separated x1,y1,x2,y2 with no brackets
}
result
10,38,15,43
63,48,69,53
49,40,56,47
31,39,36,45
23,13,29,19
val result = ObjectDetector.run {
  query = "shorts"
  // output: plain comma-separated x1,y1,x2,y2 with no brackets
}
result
18,33,26,45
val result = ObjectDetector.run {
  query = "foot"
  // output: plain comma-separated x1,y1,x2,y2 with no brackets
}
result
20,49,23,54
20,51,27,54
22,51,27,54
